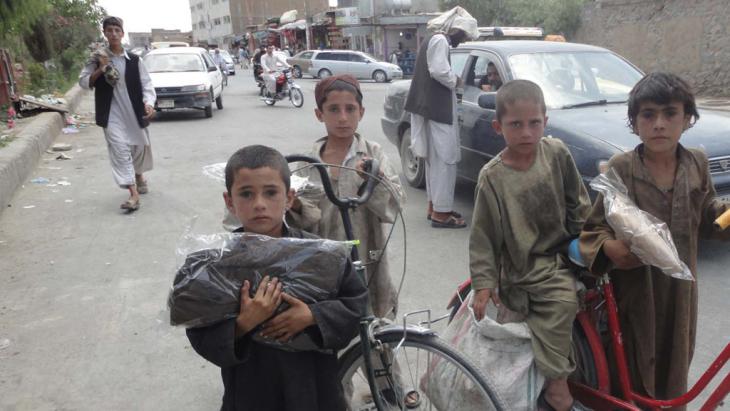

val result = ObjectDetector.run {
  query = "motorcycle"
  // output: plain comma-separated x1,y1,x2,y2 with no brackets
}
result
260,68,304,108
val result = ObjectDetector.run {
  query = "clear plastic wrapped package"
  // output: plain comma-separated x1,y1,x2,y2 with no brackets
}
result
590,168,694,281
202,162,323,197
168,232,352,350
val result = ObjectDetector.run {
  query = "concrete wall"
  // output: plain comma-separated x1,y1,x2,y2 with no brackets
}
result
574,0,730,96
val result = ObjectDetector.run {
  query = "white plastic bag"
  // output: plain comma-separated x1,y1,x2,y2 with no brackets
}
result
421,291,543,411
590,168,694,281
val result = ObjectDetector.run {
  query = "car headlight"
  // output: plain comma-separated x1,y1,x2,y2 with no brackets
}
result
596,159,610,174
181,84,206,92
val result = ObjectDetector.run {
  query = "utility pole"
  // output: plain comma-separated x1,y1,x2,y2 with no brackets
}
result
304,0,312,49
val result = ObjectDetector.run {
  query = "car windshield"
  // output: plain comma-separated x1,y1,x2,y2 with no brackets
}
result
508,51,643,109
144,54,205,73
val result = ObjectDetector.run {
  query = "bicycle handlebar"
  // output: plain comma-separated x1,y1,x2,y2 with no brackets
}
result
286,155,381,210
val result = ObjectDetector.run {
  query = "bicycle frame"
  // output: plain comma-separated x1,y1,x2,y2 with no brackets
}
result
569,274,730,411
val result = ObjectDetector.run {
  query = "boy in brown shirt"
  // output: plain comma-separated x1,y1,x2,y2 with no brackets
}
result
470,80,590,411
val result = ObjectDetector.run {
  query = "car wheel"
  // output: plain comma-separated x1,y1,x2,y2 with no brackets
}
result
318,68,332,79
205,91,214,118
216,93,223,110
399,127,425,188
373,70,387,83
293,66,302,78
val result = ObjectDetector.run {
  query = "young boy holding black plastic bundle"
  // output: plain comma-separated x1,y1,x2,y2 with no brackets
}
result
185,145,368,411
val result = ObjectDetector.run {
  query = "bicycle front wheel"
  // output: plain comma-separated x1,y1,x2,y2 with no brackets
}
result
338,329,506,411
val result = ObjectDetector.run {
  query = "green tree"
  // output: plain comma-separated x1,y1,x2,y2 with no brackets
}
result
0,0,50,39
438,0,587,38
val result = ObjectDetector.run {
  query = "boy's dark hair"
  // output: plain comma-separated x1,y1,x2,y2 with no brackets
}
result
315,75,363,110
225,145,291,193
627,71,699,130
102,16,124,31
495,79,546,121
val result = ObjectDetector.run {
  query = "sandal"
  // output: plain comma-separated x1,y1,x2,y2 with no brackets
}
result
537,390,593,411
431,214,466,228
120,198,140,211
427,210,462,221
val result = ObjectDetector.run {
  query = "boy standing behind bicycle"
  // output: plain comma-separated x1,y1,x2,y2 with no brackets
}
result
580,72,730,409
469,80,591,411
289,75,405,321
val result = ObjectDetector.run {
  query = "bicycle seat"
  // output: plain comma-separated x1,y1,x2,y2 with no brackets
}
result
568,238,587,268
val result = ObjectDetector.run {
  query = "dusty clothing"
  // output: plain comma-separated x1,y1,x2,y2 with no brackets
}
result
289,134,405,319
79,49,155,187
469,138,591,378
186,226,368,411
579,144,729,405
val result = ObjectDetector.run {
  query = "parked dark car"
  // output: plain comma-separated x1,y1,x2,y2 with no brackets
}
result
381,40,730,198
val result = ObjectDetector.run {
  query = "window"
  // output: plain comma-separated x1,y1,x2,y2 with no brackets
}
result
464,53,503,91
202,53,215,68
349,53,367,63
198,21,206,29
315,52,333,60
299,51,314,59
192,23,197,30
332,53,349,61
196,2,202,10
449,51,469,79
214,18,221,26
223,16,231,23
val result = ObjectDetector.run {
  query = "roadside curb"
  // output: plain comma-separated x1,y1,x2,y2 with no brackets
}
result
0,84,88,214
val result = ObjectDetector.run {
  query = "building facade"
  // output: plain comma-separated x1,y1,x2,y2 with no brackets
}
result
189,0,235,47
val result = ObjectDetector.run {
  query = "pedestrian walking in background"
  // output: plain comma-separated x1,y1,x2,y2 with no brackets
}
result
239,47,249,69
79,16,155,212
404,6,478,228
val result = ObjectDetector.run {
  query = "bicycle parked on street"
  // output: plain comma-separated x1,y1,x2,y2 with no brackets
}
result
287,155,507,411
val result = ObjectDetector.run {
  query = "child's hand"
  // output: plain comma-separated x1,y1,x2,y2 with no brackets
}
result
97,55,109,71
355,157,384,180
235,276,282,337
260,293,315,343
603,239,643,270
472,288,500,321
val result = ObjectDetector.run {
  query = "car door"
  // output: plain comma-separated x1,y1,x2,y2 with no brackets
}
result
457,50,507,181
330,52,350,76
347,53,370,79
299,51,314,72
202,52,222,97
312,52,333,76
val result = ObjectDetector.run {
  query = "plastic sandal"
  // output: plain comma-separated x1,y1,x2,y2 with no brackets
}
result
431,214,467,228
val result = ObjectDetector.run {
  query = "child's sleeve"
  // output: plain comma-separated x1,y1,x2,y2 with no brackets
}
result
469,171,503,290
579,192,617,275
287,196,322,232
308,260,368,350
364,145,405,225
78,62,97,90
186,319,254,368
560,143,591,236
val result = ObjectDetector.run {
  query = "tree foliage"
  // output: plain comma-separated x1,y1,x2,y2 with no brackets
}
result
439,0,587,38
2,0,106,94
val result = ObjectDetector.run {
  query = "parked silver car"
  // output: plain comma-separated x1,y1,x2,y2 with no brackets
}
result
308,50,402,82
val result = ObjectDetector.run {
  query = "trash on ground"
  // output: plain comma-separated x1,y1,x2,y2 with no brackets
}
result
57,180,71,186
62,126,79,134
65,199,74,203
56,153,72,160
75,148,85,153
0,338,10,350
31,177,50,184
52,143,72,151
22,205,36,209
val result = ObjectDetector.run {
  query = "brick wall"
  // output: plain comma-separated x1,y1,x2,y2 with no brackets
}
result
575,0,730,96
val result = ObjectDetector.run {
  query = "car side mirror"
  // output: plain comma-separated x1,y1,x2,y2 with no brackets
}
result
208,65,217,72
478,93,496,110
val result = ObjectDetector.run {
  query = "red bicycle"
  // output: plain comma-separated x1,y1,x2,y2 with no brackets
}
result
446,209,730,410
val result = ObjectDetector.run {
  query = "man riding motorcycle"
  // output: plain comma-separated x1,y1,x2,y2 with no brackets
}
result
260,45,290,98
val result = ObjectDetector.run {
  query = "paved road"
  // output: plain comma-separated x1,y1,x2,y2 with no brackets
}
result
0,69,728,410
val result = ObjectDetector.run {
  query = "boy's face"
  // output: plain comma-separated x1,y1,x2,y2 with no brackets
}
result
633,100,690,154
223,167,294,238
103,25,124,47
492,99,547,156
315,90,364,141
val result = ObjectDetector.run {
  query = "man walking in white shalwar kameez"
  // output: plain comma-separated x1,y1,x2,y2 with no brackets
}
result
404,7,478,228
79,16,156,211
